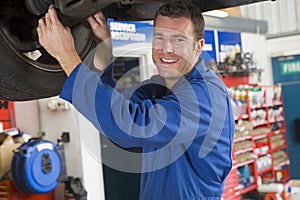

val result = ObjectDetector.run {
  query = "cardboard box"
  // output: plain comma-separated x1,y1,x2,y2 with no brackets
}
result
0,133,22,179
291,179,300,187
285,180,300,200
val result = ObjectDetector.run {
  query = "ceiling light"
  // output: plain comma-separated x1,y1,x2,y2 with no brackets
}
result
203,10,229,18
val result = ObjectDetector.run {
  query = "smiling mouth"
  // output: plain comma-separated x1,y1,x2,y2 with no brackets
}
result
161,58,178,63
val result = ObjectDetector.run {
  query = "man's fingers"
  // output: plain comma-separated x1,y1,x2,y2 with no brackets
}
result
65,26,72,33
86,11,107,29
93,12,106,26
38,17,46,34
86,16,99,29
48,5,60,25
36,26,42,38
45,13,51,26
38,17,45,27
37,19,45,44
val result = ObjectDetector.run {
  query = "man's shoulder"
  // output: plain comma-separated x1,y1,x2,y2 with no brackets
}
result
192,66,228,94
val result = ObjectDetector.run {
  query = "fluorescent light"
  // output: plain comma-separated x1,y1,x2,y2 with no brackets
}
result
203,10,229,18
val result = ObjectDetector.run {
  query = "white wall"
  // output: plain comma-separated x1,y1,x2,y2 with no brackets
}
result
38,97,84,177
75,110,105,200
241,32,273,85
241,0,300,35
14,100,40,136
267,34,300,57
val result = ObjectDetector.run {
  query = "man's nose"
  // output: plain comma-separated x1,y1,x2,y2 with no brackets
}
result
162,39,174,53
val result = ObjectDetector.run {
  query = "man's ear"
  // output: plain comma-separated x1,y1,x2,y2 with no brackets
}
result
196,39,205,54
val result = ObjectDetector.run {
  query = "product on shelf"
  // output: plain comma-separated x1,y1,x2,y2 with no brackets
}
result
238,165,251,189
235,140,253,151
271,134,286,149
229,85,248,117
234,120,254,139
254,138,269,155
252,127,271,137
273,151,289,167
256,154,272,171
248,86,265,107
269,106,284,122
236,152,255,164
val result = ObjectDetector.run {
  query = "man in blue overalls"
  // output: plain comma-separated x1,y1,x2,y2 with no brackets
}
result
37,2,234,199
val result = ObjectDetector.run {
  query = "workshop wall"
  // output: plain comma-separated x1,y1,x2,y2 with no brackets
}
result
14,100,40,136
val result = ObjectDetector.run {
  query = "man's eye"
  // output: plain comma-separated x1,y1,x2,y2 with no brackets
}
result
174,38,185,43
154,36,163,40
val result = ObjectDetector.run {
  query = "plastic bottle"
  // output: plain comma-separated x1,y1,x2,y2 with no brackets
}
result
240,86,247,104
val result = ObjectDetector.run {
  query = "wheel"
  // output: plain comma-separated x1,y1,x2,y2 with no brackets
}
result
0,1,95,101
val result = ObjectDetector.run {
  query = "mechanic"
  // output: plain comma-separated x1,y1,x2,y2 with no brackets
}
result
37,2,234,199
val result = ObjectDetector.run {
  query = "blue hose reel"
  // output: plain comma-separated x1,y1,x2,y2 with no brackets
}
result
11,139,61,194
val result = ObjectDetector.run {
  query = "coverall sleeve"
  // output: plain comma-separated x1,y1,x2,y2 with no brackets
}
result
60,62,212,148
95,60,151,101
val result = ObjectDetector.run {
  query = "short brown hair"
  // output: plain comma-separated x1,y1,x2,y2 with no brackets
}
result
154,1,205,41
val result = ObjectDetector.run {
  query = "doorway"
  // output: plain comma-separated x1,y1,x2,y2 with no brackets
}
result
100,56,142,200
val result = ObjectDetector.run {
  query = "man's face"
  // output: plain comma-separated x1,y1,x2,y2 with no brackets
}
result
152,15,204,80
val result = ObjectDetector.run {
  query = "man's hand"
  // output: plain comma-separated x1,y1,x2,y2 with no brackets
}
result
38,6,112,74
86,12,113,71
86,12,111,43
37,5,81,76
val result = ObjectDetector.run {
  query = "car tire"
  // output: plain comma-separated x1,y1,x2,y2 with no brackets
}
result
0,25,95,101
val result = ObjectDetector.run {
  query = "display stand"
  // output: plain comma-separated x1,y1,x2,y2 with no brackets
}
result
222,85,291,200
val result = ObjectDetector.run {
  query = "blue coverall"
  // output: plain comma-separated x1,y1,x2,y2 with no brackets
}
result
60,58,234,200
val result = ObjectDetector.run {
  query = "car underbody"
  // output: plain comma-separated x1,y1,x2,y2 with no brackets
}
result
0,0,271,101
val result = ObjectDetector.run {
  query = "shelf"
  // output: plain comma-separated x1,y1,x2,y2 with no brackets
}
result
274,160,290,170
258,167,272,175
252,121,268,127
235,159,255,168
272,144,287,152
253,133,268,140
234,114,249,121
250,104,267,109
269,117,284,124
235,148,253,155
271,129,286,135
266,102,283,107
277,177,291,183
255,151,270,157
250,102,283,109
234,135,252,142
217,69,262,77
239,184,258,195
228,85,289,199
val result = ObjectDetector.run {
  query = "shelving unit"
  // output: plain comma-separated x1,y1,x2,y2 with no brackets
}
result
222,85,291,200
